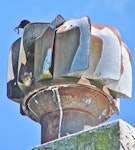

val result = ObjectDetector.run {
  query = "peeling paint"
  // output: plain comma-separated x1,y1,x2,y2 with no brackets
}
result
99,109,107,120
102,108,107,116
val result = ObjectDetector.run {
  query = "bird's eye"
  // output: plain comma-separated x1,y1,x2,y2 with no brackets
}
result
25,77,31,81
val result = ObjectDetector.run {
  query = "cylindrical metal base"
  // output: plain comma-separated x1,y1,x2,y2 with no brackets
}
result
41,109,97,143
22,82,117,144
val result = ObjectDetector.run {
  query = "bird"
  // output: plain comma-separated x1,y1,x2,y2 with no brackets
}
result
14,19,30,34
21,72,33,87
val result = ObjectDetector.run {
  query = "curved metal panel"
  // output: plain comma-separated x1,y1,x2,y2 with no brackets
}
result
7,38,24,102
106,42,132,98
54,26,80,78
34,27,54,81
92,25,121,80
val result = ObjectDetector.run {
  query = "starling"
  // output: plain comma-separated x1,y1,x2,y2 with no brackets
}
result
14,19,30,34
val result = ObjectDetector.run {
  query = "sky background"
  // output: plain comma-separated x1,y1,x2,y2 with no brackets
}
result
0,0,135,149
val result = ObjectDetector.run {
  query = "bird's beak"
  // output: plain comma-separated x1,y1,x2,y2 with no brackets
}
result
14,26,19,34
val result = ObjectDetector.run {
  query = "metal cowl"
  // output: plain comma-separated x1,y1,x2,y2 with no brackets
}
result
7,15,132,144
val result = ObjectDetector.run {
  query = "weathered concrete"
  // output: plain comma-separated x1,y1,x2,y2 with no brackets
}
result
29,119,135,150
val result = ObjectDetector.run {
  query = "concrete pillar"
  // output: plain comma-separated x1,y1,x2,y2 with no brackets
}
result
29,119,135,150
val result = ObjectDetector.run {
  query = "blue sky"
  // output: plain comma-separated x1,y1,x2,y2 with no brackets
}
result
1,0,135,149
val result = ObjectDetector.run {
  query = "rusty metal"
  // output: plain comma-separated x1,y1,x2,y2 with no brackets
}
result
21,81,117,143
7,15,132,144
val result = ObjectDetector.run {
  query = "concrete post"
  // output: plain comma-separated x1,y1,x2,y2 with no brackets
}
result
29,120,135,150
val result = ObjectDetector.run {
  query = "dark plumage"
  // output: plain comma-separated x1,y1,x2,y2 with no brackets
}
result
18,20,30,28
14,19,30,34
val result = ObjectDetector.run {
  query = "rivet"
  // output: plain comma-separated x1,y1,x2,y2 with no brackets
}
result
85,99,92,105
